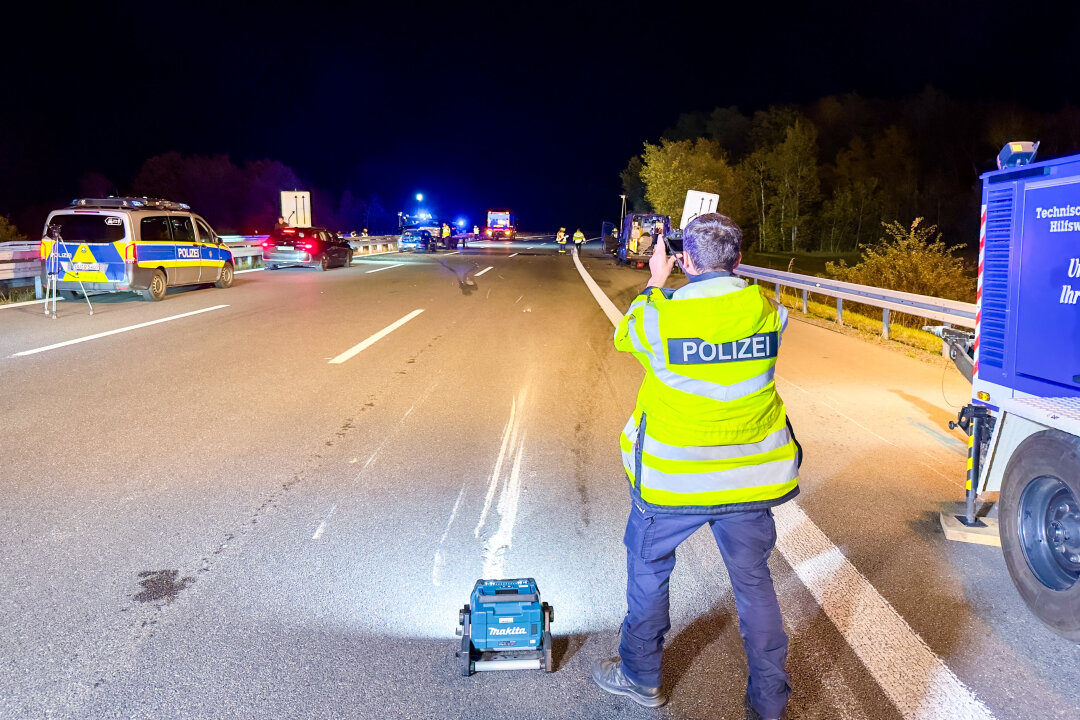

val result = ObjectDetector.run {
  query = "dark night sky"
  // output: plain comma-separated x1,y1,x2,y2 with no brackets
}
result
3,0,1079,232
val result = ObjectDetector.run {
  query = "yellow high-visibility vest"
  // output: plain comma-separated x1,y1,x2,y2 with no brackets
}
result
614,282,799,510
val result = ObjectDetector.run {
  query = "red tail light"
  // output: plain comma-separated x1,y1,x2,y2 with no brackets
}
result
124,243,138,263
299,242,313,250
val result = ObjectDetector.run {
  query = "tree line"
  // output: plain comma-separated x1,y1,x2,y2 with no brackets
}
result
7,153,399,238
621,88,1080,255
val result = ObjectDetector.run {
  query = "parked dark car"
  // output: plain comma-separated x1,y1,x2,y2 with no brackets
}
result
262,227,353,270
399,229,437,253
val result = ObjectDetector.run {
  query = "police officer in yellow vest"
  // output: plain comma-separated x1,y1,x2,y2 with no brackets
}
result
592,213,798,720
572,228,585,250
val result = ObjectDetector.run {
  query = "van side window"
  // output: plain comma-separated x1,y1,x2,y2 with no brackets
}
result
195,218,216,244
141,216,172,242
170,216,195,243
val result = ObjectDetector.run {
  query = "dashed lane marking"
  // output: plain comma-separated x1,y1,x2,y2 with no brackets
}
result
572,257,997,720
328,309,424,364
475,266,494,277
508,253,519,258
365,263,405,274
11,305,229,357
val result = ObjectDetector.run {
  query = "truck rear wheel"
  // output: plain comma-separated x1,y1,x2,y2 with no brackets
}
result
999,429,1080,640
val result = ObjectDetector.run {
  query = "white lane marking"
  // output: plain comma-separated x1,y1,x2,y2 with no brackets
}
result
574,259,997,720
482,438,526,579
571,248,622,326
312,504,337,540
508,253,519,258
475,266,494,277
328,309,424,364
475,397,519,537
11,305,229,357
0,297,65,310
432,484,468,586
445,251,461,256
514,295,523,305
776,375,956,485
525,246,534,250
365,263,405,274
775,503,996,720
235,267,265,275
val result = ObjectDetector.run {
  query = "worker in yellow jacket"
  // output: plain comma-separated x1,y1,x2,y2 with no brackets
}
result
592,213,798,720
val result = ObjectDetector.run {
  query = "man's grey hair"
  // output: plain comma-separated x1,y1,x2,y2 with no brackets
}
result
683,213,742,272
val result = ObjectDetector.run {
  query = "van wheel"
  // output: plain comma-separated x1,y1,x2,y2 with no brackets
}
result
999,429,1080,640
215,262,234,289
140,270,167,301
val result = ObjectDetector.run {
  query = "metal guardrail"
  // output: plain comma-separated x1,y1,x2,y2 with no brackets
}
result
0,236,402,297
734,264,976,339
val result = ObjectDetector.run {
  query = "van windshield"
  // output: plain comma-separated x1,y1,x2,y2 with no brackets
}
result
48,214,126,243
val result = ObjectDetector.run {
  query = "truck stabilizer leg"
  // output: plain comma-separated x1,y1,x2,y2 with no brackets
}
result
957,404,992,527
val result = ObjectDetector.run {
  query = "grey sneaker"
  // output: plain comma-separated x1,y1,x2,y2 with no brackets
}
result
591,657,667,708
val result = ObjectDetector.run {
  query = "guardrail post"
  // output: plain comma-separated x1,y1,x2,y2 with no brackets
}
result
836,298,843,325
774,282,781,302
35,273,43,299
801,289,807,314
942,322,951,357
882,308,890,340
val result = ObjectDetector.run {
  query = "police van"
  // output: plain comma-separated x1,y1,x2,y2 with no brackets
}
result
40,197,235,301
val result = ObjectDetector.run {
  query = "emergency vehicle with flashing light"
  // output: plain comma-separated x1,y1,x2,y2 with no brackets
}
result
40,197,234,302
485,210,516,240
932,142,1080,640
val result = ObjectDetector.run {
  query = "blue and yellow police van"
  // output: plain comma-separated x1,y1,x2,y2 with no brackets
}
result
40,197,235,301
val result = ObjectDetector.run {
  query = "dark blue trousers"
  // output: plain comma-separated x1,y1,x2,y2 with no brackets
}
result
619,502,792,718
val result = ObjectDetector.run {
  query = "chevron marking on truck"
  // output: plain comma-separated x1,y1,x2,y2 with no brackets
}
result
973,205,986,376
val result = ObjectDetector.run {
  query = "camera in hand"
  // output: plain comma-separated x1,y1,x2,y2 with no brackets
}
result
663,228,684,254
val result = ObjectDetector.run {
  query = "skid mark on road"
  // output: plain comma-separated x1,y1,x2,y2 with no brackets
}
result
432,484,468,587
482,438,526,579
311,504,337,540
574,259,997,720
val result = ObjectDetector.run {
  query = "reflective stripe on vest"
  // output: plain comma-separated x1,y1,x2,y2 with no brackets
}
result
627,306,776,403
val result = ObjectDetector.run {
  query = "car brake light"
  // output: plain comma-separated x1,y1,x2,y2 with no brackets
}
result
262,240,272,248
299,242,313,250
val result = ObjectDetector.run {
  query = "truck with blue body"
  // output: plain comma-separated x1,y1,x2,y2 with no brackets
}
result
940,143,1080,639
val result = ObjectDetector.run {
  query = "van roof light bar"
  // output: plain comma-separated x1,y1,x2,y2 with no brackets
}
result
70,197,192,211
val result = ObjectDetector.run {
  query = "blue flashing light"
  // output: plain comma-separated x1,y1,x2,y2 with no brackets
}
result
416,193,424,202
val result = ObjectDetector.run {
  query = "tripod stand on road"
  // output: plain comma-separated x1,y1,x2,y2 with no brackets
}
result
43,224,94,319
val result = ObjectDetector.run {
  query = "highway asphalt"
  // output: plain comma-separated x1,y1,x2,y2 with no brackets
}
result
0,238,1077,719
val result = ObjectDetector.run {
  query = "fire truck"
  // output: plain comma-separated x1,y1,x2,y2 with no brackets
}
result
485,210,516,241
935,142,1080,639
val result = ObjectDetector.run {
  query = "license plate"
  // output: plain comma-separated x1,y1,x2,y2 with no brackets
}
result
69,262,105,272
277,246,294,251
